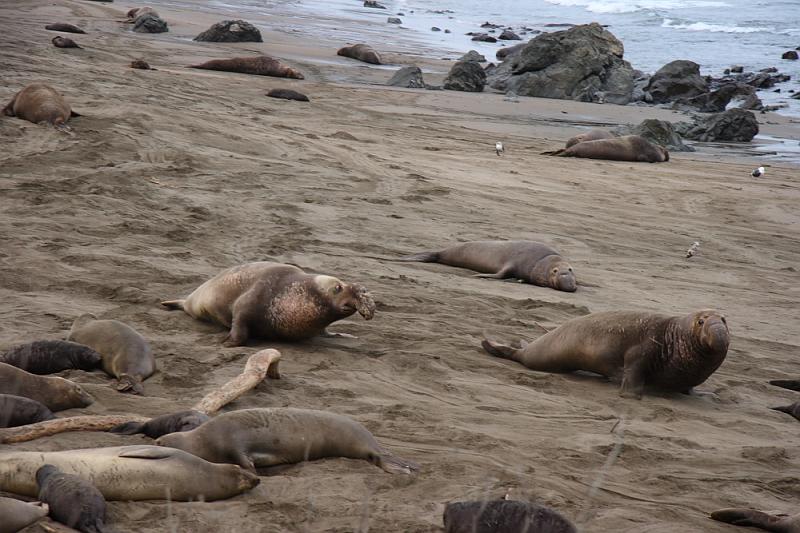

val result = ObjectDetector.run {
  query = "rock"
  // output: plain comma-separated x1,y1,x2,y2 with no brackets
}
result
496,42,526,60
459,50,486,63
130,59,151,69
761,67,778,73
387,66,425,88
682,108,759,142
443,60,486,92
499,29,521,40
444,29,451,33
194,20,262,42
133,13,168,33
431,26,441,31
488,23,634,104
646,60,708,103
471,33,497,43
731,65,744,73
364,0,386,8
388,17,402,24
674,83,742,112
267,88,309,102
481,22,501,29
738,93,764,110
782,50,799,60
613,119,694,152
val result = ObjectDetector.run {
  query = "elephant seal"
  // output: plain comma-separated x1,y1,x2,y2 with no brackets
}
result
3,84,80,127
0,445,259,501
0,362,93,411
1,339,101,374
267,88,309,101
37,465,108,533
67,314,156,394
0,395,55,428
111,410,210,438
189,56,304,79
565,129,616,148
45,23,85,33
127,6,158,20
482,309,729,399
711,508,800,532
401,240,577,292
52,36,82,48
337,44,382,64
771,402,800,422
444,500,577,533
155,407,419,475
130,59,152,70
545,135,669,163
0,497,48,533
161,261,376,346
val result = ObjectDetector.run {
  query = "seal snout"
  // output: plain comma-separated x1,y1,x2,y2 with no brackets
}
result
351,285,376,320
698,313,730,353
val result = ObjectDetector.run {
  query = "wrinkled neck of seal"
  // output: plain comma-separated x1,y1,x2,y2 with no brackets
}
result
661,315,728,381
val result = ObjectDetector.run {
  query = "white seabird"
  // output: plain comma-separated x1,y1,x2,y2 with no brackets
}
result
751,166,765,177
495,142,504,156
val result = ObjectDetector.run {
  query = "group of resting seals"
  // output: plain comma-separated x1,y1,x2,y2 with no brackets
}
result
544,130,670,163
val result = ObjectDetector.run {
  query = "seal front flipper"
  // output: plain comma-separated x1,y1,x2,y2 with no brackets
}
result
117,447,176,460
321,330,357,339
619,349,647,400
161,299,186,311
116,374,144,395
481,338,520,361
769,379,800,392
375,453,420,475
710,508,792,531
473,266,512,280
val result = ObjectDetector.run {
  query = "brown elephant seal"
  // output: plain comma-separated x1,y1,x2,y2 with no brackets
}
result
267,88,309,101
45,23,86,33
3,84,80,127
0,395,55,428
711,509,800,532
0,445,259,501
401,240,577,292
0,497,48,533
545,135,669,163
565,129,616,148
337,44,382,64
1,339,101,374
161,261,376,346
482,310,729,399
67,314,156,394
770,380,800,392
156,407,419,475
444,500,577,533
189,56,304,79
0,362,93,411
126,6,158,20
771,402,800,422
37,465,108,533
111,410,210,438
52,36,82,48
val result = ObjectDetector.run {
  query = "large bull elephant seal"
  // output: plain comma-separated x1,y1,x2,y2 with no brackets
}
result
401,240,577,292
444,500,577,533
188,56,304,79
0,497,48,533
37,465,108,533
0,445,259,501
0,395,56,428
67,314,156,395
545,135,669,162
482,310,729,399
156,407,419,474
337,44,382,64
0,362,93,411
161,261,376,346
1,339,101,374
711,508,800,532
3,84,80,127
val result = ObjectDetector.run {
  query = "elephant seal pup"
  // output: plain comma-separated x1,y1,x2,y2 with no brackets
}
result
565,129,616,148
45,23,86,33
401,240,577,292
1,339,101,374
483,309,729,399
0,395,55,428
0,445,259,501
52,36,82,48
711,508,800,532
0,497,48,533
111,410,210,438
189,56,304,79
0,362,93,411
3,84,80,127
37,465,108,533
444,500,577,533
156,407,419,474
67,314,156,394
546,135,669,163
161,261,376,346
267,88,310,101
337,44,382,64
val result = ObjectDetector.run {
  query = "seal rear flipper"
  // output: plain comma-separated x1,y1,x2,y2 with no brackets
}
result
769,379,800,392
398,251,439,262
376,453,420,475
710,508,786,531
116,375,144,395
70,110,81,117
481,338,518,361
161,299,186,310
110,421,147,435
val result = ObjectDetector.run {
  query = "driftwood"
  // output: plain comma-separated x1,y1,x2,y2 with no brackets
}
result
0,349,281,444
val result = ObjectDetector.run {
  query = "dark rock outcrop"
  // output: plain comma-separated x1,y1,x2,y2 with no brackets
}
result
613,119,694,152
471,33,497,43
443,60,486,92
132,13,168,33
387,66,425,88
364,0,386,8
388,17,402,24
646,60,708,103
499,29,521,40
679,108,759,142
460,50,486,63
782,50,799,60
194,20,262,42
496,42,526,60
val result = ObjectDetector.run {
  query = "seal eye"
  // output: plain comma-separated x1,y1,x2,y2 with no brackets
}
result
721,317,727,324
333,284,343,294
552,268,558,274
568,267,573,272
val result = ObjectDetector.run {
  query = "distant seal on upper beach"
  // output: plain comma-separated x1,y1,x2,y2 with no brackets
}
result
52,35,82,48
0,362,93,411
161,261,376,346
267,88,309,101
401,240,577,292
565,129,616,148
67,314,156,395
1,339,101,374
188,56,304,79
544,135,669,163
156,407,419,474
45,23,85,33
0,395,56,428
337,43,382,64
111,410,210,438
3,84,80,127
126,6,159,20
0,497,48,533
711,508,800,532
37,465,108,533
444,500,577,533
482,309,729,399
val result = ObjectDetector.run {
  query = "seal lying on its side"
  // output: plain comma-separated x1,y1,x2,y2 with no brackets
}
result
45,23,85,33
483,310,729,399
0,497,48,533
0,362,93,411
267,88,309,101
1,339,101,374
337,44,382,64
189,56,304,79
52,36,82,48
161,261,376,346
444,500,577,533
711,508,800,532
401,240,577,292
156,407,419,474
544,135,669,163
111,410,210,438
37,465,108,533
0,395,55,428
0,445,259,501
565,129,616,148
3,84,80,127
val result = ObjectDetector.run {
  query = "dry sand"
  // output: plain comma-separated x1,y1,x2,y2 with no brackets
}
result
2,0,800,531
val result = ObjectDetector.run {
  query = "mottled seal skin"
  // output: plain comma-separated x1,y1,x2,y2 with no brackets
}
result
483,310,729,399
402,240,577,292
1,339,101,374
711,509,800,532
267,88,309,101
67,315,156,395
0,497,48,533
3,84,80,126
771,402,800,422
161,261,376,346
444,500,578,533
0,394,56,428
45,23,86,33
52,36,82,48
37,465,108,533
337,44,382,64
188,56,304,79
0,445,260,501
111,410,210,438
565,129,616,148
547,135,669,163
156,407,419,475
0,362,93,411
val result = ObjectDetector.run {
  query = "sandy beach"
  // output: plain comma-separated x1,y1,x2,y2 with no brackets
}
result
2,0,800,531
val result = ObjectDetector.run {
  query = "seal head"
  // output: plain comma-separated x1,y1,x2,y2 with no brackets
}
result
532,256,577,292
314,276,376,320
